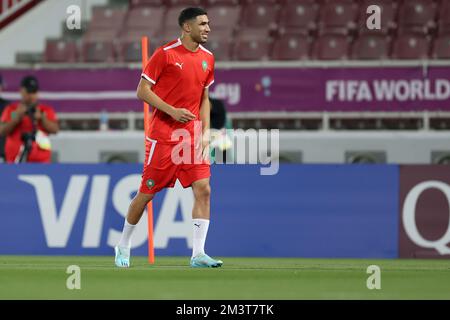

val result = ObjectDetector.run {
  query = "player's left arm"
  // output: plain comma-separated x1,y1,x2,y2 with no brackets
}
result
199,87,211,160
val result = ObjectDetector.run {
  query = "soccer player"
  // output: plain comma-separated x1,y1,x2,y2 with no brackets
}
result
114,7,223,268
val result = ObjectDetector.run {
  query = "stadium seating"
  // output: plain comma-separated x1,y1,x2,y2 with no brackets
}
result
81,41,116,63
167,0,203,6
204,28,234,60
391,33,431,59
357,0,398,35
233,29,272,60
351,34,391,60
205,0,239,5
312,34,350,60
44,39,78,63
129,0,164,6
116,29,156,62
165,5,188,29
432,34,450,59
318,1,359,35
87,6,127,32
271,33,311,60
438,0,450,35
204,5,241,31
278,0,319,36
37,0,450,62
241,2,279,29
398,0,438,35
123,6,165,32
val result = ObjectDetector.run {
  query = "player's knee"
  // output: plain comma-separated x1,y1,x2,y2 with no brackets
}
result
194,184,211,201
135,192,154,205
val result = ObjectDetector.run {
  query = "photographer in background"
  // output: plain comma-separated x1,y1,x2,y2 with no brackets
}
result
0,76,59,163
0,75,9,162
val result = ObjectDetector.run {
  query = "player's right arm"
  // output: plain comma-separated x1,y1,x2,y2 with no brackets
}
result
137,47,195,123
136,79,195,123
0,103,27,136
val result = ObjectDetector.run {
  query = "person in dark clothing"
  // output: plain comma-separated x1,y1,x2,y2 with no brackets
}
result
209,97,233,163
0,75,10,162
210,97,227,130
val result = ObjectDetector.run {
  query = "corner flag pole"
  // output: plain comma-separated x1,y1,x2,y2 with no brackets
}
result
142,36,155,264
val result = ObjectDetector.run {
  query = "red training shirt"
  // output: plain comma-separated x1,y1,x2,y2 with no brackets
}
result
141,38,215,144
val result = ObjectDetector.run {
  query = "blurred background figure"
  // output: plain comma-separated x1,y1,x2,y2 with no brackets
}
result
209,97,233,164
0,75,59,163
0,75,9,163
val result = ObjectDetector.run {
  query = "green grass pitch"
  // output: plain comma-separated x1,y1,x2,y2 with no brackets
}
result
0,256,449,299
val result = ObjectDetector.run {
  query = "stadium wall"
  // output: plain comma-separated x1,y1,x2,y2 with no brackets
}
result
0,164,448,259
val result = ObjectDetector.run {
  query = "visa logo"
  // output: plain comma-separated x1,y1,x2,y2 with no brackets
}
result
18,174,194,249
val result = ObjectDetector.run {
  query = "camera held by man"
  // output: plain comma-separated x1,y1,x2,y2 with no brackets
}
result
0,75,59,163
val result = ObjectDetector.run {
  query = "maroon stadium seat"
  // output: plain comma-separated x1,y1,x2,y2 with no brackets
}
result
205,0,239,5
432,34,450,59
278,0,319,35
89,6,127,30
117,41,145,62
204,5,241,30
233,29,272,60
129,0,164,6
358,0,398,35
119,29,156,42
271,33,310,60
160,25,183,44
165,6,188,29
319,0,359,35
321,0,355,3
311,34,350,60
124,6,165,32
391,33,430,59
117,28,159,62
243,0,278,4
166,0,203,6
81,41,115,63
204,30,233,61
398,0,438,34
82,28,118,42
438,0,450,35
44,39,78,63
83,6,127,47
351,34,390,60
241,3,279,29
283,0,316,3
117,37,161,62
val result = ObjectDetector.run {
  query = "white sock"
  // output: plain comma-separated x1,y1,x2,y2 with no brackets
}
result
118,219,136,249
192,218,210,258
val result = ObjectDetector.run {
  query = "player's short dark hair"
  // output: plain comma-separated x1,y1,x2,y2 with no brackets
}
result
178,7,207,27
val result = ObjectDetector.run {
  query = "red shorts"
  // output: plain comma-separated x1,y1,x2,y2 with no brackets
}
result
139,139,211,194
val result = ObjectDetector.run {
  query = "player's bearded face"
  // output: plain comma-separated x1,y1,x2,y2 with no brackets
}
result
190,15,210,44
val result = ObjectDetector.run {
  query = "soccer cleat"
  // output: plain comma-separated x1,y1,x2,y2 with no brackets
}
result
114,246,130,268
190,253,223,268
